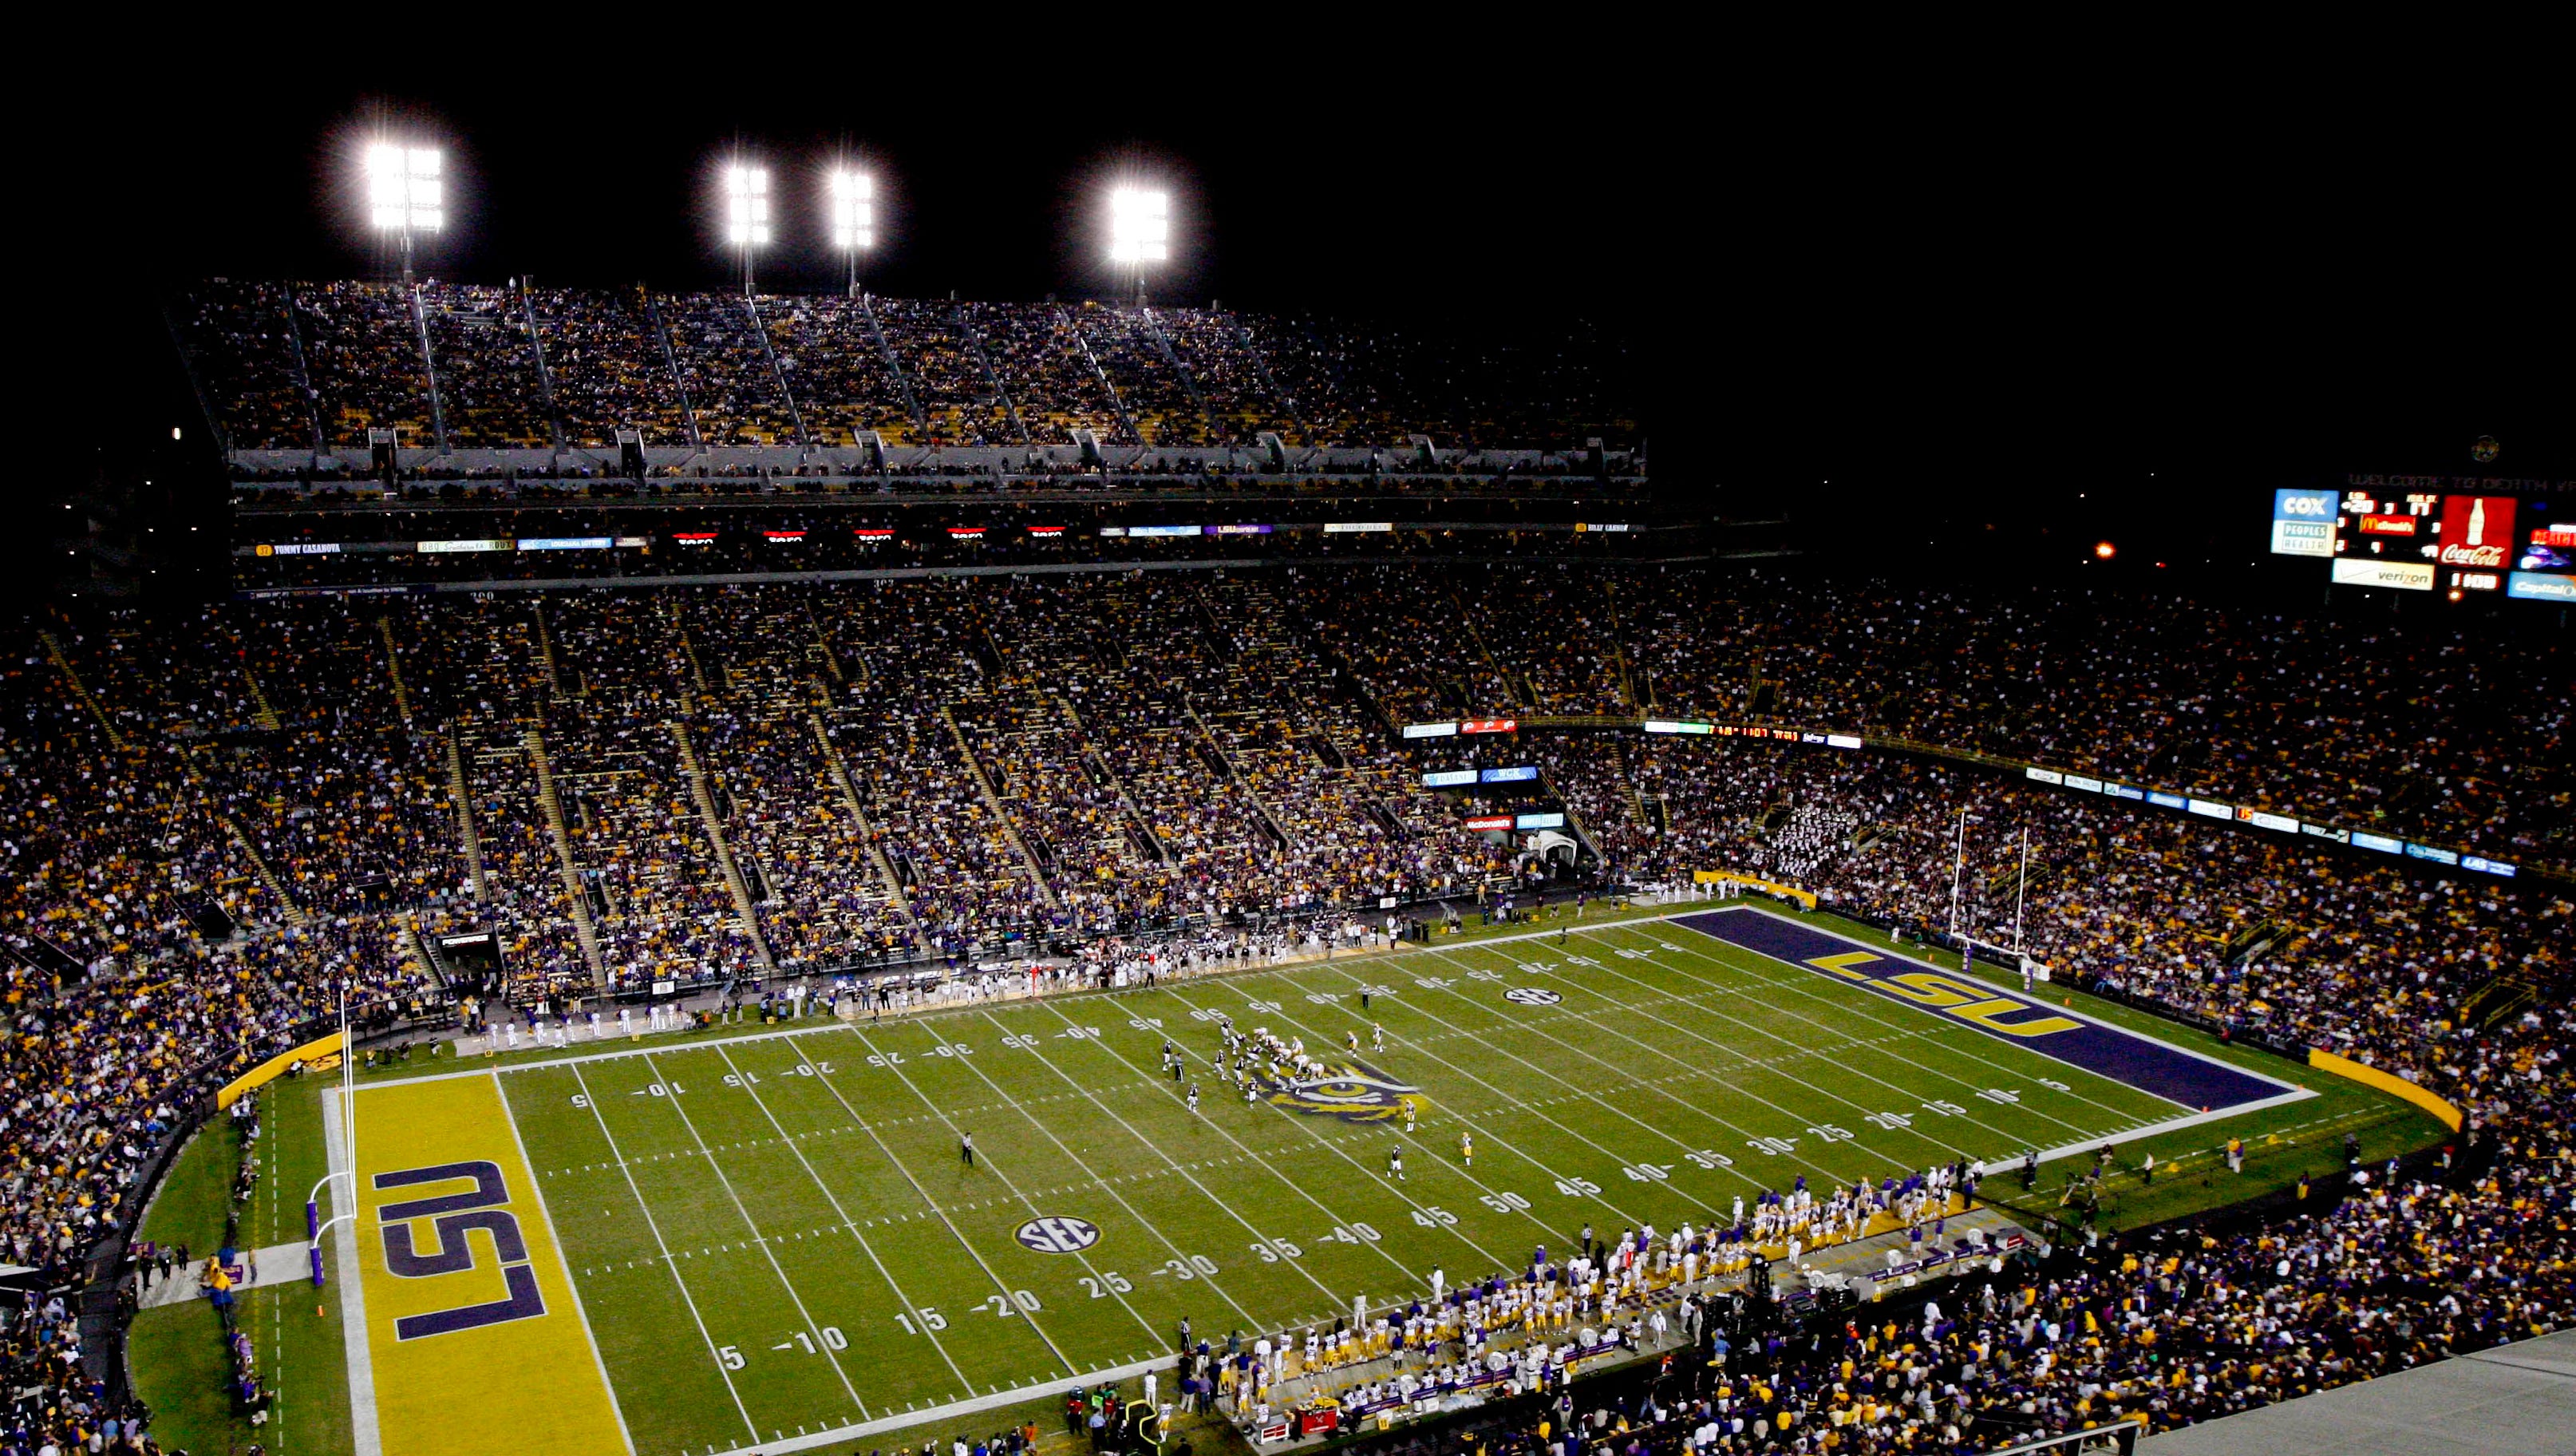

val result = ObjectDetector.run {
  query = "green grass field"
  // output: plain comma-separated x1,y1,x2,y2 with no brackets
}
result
146,903,2444,1456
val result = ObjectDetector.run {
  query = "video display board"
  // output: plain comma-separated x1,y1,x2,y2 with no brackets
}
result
2317,485,2570,602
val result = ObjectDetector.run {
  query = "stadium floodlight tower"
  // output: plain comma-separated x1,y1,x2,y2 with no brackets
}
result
827,168,876,297
723,162,772,296
364,143,443,285
1108,186,1170,306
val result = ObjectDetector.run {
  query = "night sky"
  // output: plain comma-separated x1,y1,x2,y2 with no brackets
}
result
32,61,2566,572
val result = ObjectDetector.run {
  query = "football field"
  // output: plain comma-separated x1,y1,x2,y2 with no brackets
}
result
325,905,2407,1456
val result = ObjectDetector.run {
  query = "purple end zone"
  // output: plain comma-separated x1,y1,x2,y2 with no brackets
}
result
1673,908,2290,1111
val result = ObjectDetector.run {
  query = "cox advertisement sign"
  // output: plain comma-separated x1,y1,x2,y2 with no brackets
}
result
2270,489,2336,557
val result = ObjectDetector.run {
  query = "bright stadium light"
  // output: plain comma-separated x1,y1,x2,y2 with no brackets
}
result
723,163,771,295
827,168,875,296
364,144,442,283
1109,187,1170,304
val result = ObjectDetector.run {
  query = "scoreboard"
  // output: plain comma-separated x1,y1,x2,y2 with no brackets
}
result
2274,486,2574,603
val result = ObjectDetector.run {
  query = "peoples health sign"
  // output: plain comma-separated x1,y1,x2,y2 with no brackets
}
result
2270,489,2337,558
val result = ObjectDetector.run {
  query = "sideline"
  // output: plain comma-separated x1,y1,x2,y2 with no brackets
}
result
368,905,1712,1088
321,1089,382,1456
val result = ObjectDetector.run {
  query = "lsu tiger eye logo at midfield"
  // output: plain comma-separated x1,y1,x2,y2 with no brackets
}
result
1262,1061,1424,1123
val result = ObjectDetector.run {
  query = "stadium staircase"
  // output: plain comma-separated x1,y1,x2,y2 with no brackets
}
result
674,618,715,699
407,921,448,993
667,723,776,975
1059,308,1144,447
937,705,1061,909
1451,594,1526,710
207,797,312,933
280,287,329,457
377,617,414,723
742,296,814,452
953,304,1033,448
514,283,571,454
1055,692,1171,864
241,669,282,733
1610,738,1653,830
533,602,567,698
1143,311,1222,445
856,295,929,437
443,729,488,901
38,631,126,753
645,294,705,451
1182,698,1296,850
520,728,609,989
1232,318,1306,440
808,714,926,955
406,283,452,455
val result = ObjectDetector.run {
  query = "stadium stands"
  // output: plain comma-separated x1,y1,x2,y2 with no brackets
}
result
174,283,1639,463
5,564,2570,1453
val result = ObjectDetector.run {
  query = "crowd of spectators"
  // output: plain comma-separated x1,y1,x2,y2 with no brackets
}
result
420,284,553,448
178,283,1639,458
1156,307,1282,448
1306,566,2571,872
873,299,1016,448
767,296,928,448
1088,309,1207,448
295,281,435,451
965,302,1136,446
173,281,316,452
671,294,801,448
522,286,693,447
1,565,2569,1452
1353,1131,2571,1454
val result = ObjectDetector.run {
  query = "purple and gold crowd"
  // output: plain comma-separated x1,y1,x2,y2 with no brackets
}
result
178,281,1636,455
1,564,2569,1454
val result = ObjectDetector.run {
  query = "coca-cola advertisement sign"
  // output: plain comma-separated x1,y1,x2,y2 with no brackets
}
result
2436,496,2518,570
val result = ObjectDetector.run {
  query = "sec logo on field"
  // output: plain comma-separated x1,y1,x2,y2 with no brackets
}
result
1016,1215,1101,1254
1504,987,1563,1006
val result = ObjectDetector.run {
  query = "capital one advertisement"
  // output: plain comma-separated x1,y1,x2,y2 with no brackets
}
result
2434,496,2517,571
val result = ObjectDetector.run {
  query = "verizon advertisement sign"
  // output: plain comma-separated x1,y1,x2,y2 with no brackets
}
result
2332,557,2435,592
2435,496,2517,571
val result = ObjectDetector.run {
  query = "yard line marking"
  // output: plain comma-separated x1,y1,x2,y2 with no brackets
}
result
492,1070,638,1456
796,1031,1092,1371
1684,911,2294,1108
637,1050,871,1418
837,1023,1167,1351
1398,950,1914,1182
1137,981,1646,1240
706,1042,976,1396
569,1062,761,1446
1601,921,2163,1125
1513,937,2087,1153
970,1009,1370,1311
1171,975,1664,1228
1041,989,1504,1283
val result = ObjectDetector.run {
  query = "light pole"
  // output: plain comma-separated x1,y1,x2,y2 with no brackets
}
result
1108,187,1169,307
827,168,875,298
365,144,443,285
724,164,770,297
